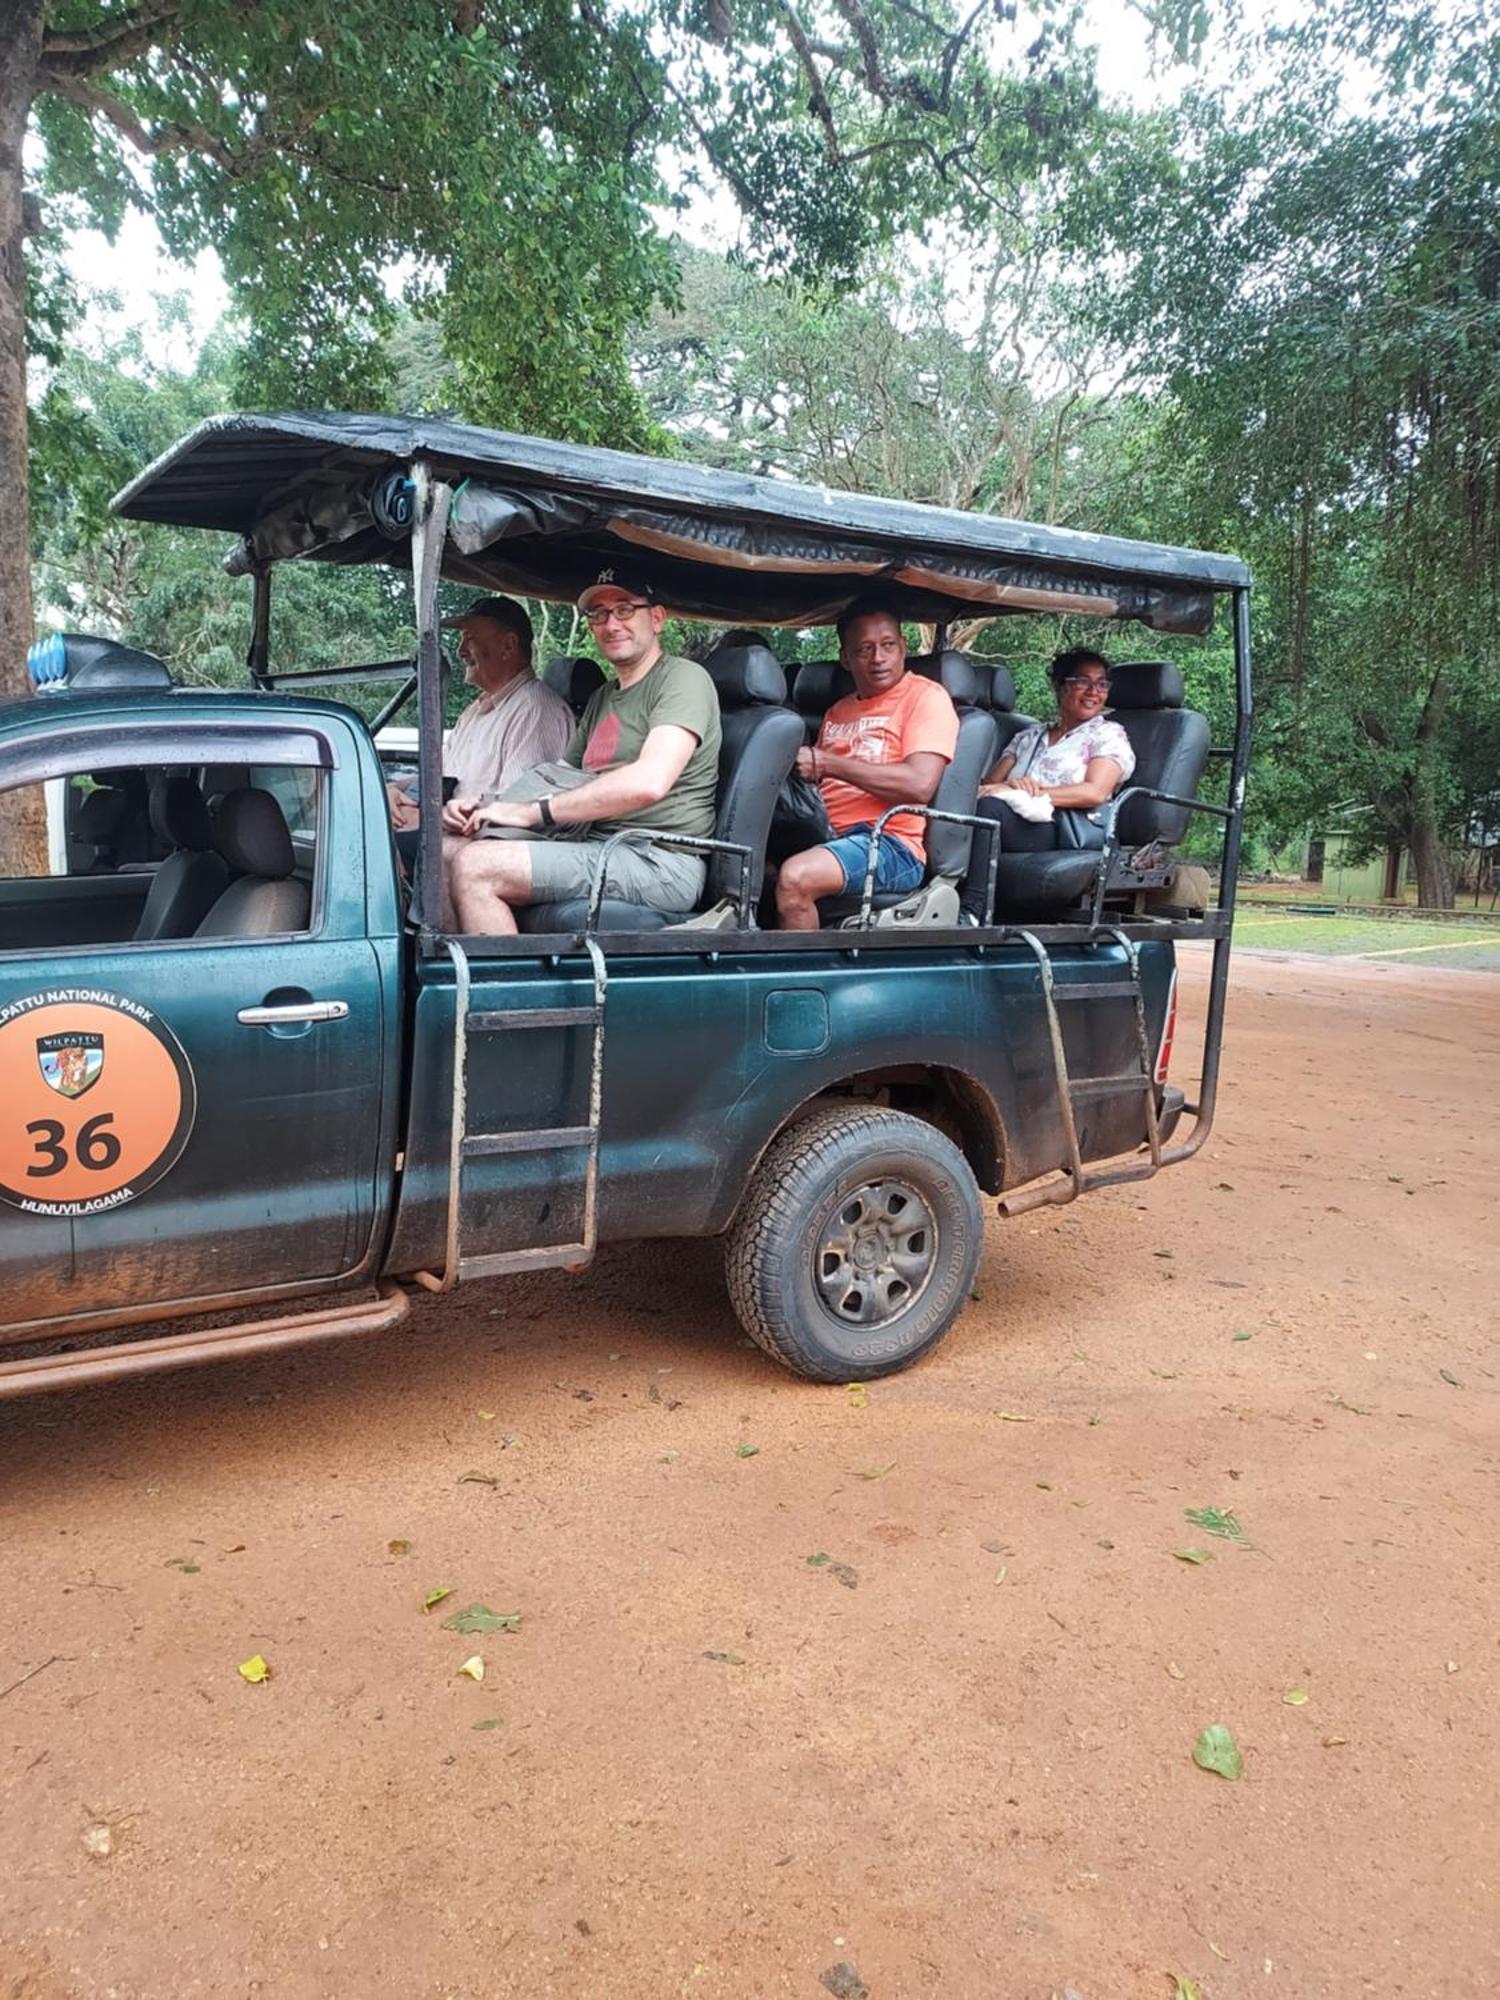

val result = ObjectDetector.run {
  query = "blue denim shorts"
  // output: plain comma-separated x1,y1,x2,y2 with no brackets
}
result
824,824,925,895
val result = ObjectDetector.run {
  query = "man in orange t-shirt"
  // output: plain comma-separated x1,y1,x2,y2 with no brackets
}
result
776,596,960,929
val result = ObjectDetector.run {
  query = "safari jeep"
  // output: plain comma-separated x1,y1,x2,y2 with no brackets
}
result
0,414,1251,1396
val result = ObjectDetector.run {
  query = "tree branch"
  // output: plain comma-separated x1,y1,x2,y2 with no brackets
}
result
779,4,841,160
40,0,178,78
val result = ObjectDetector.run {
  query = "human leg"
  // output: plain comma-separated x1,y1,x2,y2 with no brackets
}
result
776,842,856,929
450,836,535,935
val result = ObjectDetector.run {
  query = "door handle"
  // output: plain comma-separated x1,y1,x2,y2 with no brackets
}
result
237,999,350,1027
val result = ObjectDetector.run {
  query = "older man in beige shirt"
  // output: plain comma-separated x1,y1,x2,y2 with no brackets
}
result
387,596,573,836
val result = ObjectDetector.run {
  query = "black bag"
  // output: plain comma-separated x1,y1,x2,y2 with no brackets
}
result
1054,808,1107,851
767,772,834,865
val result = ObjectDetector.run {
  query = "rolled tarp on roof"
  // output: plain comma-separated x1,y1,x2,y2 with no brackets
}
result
114,411,1250,633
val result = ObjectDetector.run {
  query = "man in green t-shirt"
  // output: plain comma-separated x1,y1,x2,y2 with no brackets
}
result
448,569,722,933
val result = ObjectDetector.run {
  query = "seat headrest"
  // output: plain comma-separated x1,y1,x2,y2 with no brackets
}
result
215,788,295,879
541,654,607,711
150,772,213,851
791,661,855,715
987,665,1018,712
907,648,981,708
702,643,788,708
75,786,130,843
1108,661,1184,710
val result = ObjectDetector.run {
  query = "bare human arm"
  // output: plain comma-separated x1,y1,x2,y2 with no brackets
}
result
465,724,701,833
794,745,948,806
980,755,1124,810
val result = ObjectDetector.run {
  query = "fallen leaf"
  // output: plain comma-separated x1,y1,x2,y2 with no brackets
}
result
164,1557,201,1574
457,1470,502,1487
1322,1734,1347,1748
806,1552,830,1567
477,1411,497,1421
1185,1506,1245,1543
422,1588,454,1613
456,1655,485,1682
647,1383,662,1404
736,1443,760,1458
238,1654,271,1684
1447,1661,1460,1674
854,1463,896,1481
1283,1689,1311,1706
845,1383,869,1408
442,1603,521,1635
1166,1661,1185,1679
1035,1481,1053,1491
387,1539,412,1556
1231,1330,1253,1342
1440,1368,1462,1387
1153,1248,1175,1259
608,1351,621,1361
1208,1941,1229,1961
821,1964,869,2000
1172,1548,1213,1565
1169,1977,1203,2000
992,1410,1031,1422
829,1563,858,1589
702,1650,745,1666
1192,1723,1242,1780
472,1717,503,1731
81,1823,114,1859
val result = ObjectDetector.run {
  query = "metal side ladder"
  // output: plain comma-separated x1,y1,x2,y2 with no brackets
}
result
437,938,609,1285
998,925,1164,1217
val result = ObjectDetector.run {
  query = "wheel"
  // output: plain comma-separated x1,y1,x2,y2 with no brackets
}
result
725,1103,983,1382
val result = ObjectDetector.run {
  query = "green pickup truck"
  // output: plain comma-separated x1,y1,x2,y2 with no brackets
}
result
0,415,1250,1397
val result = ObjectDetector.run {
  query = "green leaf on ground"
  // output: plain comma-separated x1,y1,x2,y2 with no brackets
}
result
422,1587,453,1613
472,1717,503,1731
854,1463,895,1481
165,1557,201,1574
1169,1976,1204,2000
1172,1547,1213,1565
1185,1506,1245,1542
1231,1329,1253,1342
736,1443,760,1458
441,1603,521,1635
1283,1689,1311,1706
806,1552,830,1567
1192,1724,1243,1779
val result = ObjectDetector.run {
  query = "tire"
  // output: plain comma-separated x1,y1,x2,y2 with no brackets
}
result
725,1104,983,1383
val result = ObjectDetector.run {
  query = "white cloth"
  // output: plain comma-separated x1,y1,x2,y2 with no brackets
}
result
981,785,1054,821
443,673,574,799
1003,715,1136,790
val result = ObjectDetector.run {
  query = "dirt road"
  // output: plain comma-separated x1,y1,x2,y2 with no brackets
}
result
2,952,1496,2000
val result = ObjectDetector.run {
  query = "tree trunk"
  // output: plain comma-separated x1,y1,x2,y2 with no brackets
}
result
0,0,47,877
1409,666,1455,908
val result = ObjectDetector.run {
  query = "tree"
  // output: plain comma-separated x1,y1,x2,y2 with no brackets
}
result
1061,0,1500,902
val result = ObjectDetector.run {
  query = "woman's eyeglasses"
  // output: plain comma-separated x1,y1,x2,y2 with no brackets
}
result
1061,676,1111,692
584,601,651,630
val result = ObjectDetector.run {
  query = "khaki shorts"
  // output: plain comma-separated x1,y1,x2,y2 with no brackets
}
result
481,762,707,915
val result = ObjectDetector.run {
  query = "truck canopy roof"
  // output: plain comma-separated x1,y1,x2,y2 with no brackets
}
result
112,411,1251,636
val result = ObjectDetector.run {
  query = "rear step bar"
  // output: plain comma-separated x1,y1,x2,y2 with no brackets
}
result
0,1285,409,1400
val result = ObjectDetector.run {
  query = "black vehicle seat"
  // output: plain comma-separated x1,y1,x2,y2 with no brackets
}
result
133,773,229,940
73,783,131,873
813,649,999,929
518,644,803,935
982,660,1212,920
789,660,853,746
982,665,1041,760
196,789,311,937
541,654,607,717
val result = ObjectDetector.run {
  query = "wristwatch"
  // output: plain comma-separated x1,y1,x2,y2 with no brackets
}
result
536,796,555,830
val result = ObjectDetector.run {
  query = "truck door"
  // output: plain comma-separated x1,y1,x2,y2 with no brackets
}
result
0,713,392,1335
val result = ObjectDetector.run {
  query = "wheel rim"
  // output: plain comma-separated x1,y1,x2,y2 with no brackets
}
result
813,1177,939,1330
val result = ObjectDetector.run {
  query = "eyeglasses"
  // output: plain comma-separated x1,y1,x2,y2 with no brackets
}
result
583,601,651,630
1061,676,1111,693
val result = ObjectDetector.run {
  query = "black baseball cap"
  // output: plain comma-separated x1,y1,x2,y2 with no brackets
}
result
577,567,658,612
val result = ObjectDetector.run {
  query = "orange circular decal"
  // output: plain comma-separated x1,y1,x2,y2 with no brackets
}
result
0,990,195,1217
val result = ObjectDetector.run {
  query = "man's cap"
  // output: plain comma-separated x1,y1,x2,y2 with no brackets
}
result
440,594,526,630
577,567,658,613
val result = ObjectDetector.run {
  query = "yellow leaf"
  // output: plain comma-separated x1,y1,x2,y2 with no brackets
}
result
991,1410,1031,1422
457,1655,485,1682
1166,1661,1185,1679
1283,1688,1310,1706
422,1587,453,1613
844,1382,868,1408
478,1411,496,1421
238,1654,271,1684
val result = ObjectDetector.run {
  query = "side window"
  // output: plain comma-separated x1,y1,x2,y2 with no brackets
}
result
0,753,324,956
